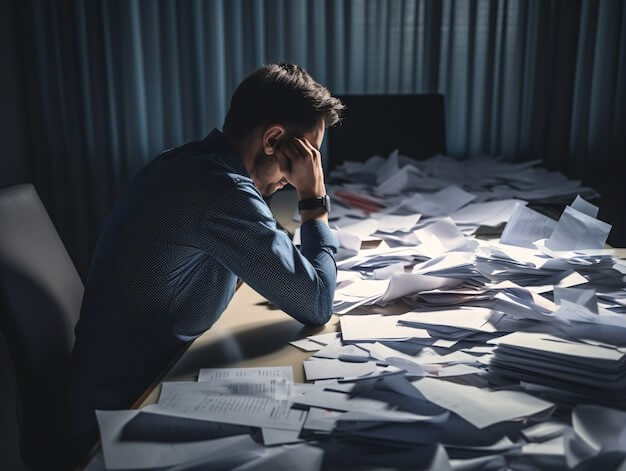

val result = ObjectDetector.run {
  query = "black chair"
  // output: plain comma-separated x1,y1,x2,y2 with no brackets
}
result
0,184,83,469
328,94,446,169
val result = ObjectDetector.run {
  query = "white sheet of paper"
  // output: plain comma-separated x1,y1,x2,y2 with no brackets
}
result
400,307,503,333
376,149,400,184
334,279,390,299
554,287,598,313
231,443,324,471
331,217,379,239
522,436,565,456
372,213,422,233
340,314,431,342
95,409,257,470
431,364,484,377
336,270,363,284
155,382,306,431
565,405,626,468
488,331,625,362
380,272,462,304
303,359,381,380
477,241,551,268
572,405,626,454
261,427,303,446
449,199,525,226
414,218,471,255
376,165,446,195
571,195,599,218
306,332,342,346
172,379,292,401
364,342,426,376
416,350,485,365
198,366,293,383
411,377,554,429
500,203,557,248
546,206,611,250
292,384,441,422
524,271,588,294
314,344,371,363
390,185,476,217
372,262,406,280
330,228,362,252
522,421,569,442
302,407,344,431
412,251,475,276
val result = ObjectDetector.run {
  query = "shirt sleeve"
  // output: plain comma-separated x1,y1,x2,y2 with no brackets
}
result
197,178,338,326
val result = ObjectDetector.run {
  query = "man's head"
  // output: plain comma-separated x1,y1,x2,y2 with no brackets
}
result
223,63,344,196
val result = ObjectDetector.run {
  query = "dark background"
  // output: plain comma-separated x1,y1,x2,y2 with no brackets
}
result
1,0,625,277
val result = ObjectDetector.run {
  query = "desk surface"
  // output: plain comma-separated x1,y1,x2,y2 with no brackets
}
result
86,188,626,469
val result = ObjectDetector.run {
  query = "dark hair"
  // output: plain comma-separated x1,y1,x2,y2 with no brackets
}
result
223,63,344,138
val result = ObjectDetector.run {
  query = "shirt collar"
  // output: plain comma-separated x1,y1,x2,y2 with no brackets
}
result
202,128,249,177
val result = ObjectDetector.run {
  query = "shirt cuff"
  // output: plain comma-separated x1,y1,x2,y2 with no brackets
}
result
300,219,339,254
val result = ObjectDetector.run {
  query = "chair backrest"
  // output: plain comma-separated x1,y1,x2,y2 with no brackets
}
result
328,94,446,169
0,184,83,469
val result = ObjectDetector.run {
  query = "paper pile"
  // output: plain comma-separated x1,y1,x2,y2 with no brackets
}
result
489,331,626,409
94,152,626,470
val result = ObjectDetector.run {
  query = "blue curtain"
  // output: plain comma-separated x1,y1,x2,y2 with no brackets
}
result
10,0,626,274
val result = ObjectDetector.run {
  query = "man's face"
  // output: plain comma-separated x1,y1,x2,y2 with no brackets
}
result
253,119,325,196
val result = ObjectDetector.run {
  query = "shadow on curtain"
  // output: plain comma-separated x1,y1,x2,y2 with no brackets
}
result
9,0,626,274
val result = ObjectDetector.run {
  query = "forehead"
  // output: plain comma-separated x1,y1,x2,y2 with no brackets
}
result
302,119,325,151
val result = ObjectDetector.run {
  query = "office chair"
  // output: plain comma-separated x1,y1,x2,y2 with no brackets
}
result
0,184,83,469
328,94,446,169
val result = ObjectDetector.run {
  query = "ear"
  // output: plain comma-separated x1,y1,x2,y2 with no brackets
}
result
262,124,287,156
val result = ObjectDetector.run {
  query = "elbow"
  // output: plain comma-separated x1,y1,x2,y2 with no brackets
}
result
285,275,335,326
306,304,333,327
304,290,334,327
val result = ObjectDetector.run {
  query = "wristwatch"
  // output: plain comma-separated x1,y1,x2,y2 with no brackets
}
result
298,195,331,214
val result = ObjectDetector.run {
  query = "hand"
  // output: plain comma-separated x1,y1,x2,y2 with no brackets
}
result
276,137,326,200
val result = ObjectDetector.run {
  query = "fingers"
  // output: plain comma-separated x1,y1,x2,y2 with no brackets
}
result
280,140,303,163
293,138,320,160
281,137,321,168
291,138,310,156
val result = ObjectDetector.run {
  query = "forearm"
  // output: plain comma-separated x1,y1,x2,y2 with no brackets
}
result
297,219,338,324
200,178,337,327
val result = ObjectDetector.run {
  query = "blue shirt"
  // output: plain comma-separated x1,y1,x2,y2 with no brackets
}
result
68,129,338,438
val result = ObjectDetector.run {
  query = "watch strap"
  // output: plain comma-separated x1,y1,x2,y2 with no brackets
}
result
298,195,330,212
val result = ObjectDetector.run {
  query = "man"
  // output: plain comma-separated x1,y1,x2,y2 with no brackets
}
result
68,63,343,456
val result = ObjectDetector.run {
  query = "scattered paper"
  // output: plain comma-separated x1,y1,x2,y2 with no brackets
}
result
411,377,554,429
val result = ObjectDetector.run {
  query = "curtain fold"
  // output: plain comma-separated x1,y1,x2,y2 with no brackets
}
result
10,0,625,274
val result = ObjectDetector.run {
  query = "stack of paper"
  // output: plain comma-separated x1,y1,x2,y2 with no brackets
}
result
488,331,626,408
474,241,575,285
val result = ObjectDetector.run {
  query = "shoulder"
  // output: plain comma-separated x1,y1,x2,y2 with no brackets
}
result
214,176,273,220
